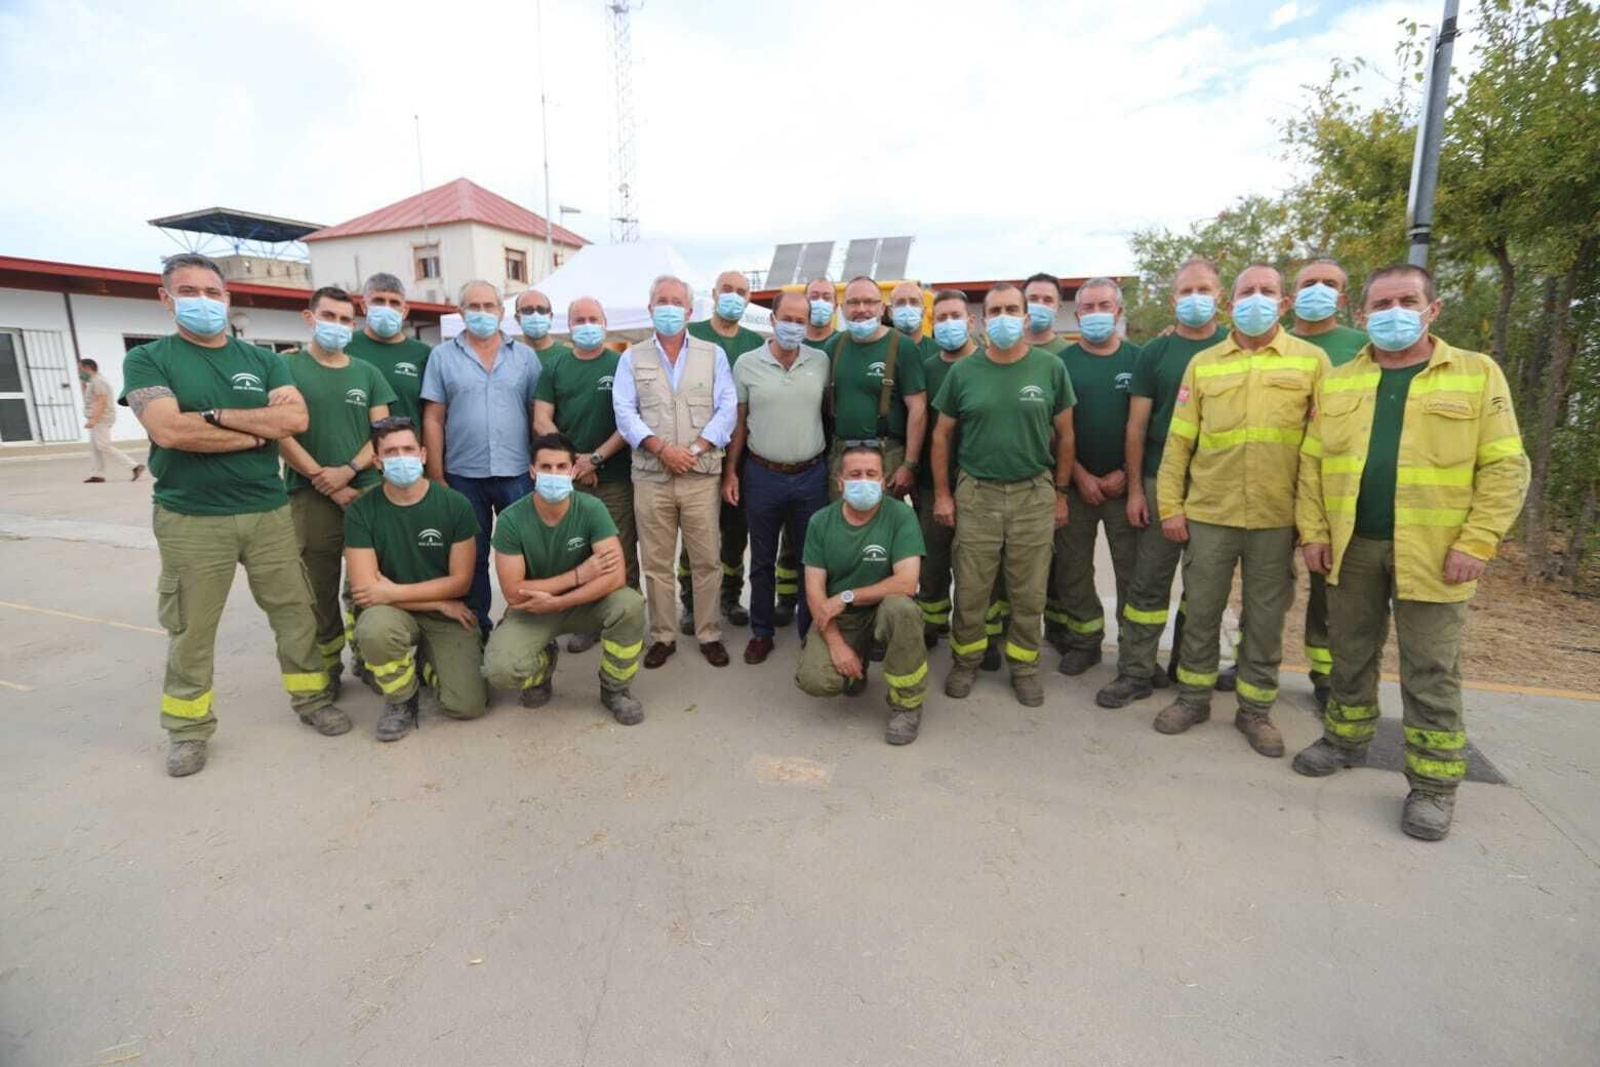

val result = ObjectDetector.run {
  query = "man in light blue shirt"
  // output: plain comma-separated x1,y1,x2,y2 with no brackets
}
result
421,279,542,637
612,274,738,668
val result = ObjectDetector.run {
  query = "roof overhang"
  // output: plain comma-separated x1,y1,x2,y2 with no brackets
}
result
147,207,326,245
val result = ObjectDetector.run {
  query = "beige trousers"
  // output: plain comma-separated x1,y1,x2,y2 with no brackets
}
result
634,472,722,645
89,424,138,476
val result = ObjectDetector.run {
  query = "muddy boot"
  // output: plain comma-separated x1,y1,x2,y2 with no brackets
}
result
1402,789,1455,841
1045,626,1070,655
1235,710,1284,757
980,642,1002,672
166,739,207,778
945,663,978,699
1057,645,1102,677
1153,701,1209,735
885,709,921,745
376,694,419,742
1292,738,1367,777
1151,665,1171,689
773,595,797,627
299,705,352,736
1011,673,1044,708
566,631,600,653
325,659,344,700
601,688,645,725
1215,664,1237,692
722,593,749,628
1096,673,1153,709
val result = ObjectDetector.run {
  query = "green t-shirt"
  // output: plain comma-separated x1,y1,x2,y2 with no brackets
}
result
491,491,619,580
687,320,765,365
1034,336,1071,355
534,348,630,483
1354,361,1429,540
1130,327,1226,478
280,351,397,493
931,347,1074,482
802,497,925,604
345,332,430,424
1294,324,1368,367
343,480,480,586
531,340,574,366
119,334,294,516
829,330,928,442
919,346,974,490
1059,340,1140,477
808,329,840,356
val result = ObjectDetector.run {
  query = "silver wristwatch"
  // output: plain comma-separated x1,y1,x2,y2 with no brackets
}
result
840,589,855,606
688,442,705,458
590,451,604,467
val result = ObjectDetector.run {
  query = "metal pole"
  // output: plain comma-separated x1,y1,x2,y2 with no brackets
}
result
1406,0,1460,268
537,0,554,278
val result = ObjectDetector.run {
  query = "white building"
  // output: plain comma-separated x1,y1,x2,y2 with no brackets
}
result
304,178,589,306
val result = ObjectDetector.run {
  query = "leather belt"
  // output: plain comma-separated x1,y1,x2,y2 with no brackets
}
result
748,451,824,475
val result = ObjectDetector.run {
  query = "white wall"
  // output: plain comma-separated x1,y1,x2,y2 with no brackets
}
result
308,222,580,308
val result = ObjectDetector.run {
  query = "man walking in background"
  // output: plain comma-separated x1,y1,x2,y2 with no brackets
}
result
79,358,143,483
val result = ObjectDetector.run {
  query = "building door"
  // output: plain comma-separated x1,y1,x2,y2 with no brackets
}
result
0,330,38,443
20,329,79,442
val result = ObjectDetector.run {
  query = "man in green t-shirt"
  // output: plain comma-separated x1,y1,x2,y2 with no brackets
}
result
483,433,647,724
1097,257,1225,710
346,272,431,424
1047,278,1140,676
887,280,935,360
931,283,1076,708
1022,272,1071,355
681,269,767,632
120,253,349,777
827,276,928,499
795,444,929,744
516,287,574,366
804,276,840,354
345,417,484,740
278,286,397,687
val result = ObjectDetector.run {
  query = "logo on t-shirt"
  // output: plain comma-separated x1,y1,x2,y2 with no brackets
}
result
1018,384,1047,403
231,372,265,393
395,362,419,378
596,375,614,392
345,388,368,407
566,536,588,552
866,361,886,379
1114,372,1132,391
862,543,889,563
417,527,444,547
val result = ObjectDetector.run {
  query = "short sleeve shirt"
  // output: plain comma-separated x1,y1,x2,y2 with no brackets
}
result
419,335,541,478
931,347,1074,482
343,480,480,585
1130,327,1225,477
687,320,766,366
829,330,928,442
534,348,630,484
345,332,430,424
491,491,619,580
734,343,830,464
281,351,396,492
85,376,116,426
802,497,925,605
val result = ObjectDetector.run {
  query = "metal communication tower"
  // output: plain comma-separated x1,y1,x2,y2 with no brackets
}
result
607,1,640,242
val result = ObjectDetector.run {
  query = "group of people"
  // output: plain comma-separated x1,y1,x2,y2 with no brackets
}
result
118,249,1527,841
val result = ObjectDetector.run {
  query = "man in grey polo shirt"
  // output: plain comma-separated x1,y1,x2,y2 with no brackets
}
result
723,290,831,664
421,279,542,638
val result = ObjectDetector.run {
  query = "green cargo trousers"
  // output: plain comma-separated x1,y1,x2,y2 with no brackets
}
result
1232,560,1329,685
916,494,1008,633
483,588,645,694
353,605,488,718
1174,521,1296,715
794,595,928,709
1045,486,1137,652
289,489,356,670
1119,476,1186,683
1322,536,1470,794
949,472,1055,676
582,479,640,590
153,503,331,741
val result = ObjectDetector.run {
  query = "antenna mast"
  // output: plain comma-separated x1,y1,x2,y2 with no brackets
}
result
607,1,640,242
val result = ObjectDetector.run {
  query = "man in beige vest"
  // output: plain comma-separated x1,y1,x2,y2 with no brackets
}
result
612,274,739,668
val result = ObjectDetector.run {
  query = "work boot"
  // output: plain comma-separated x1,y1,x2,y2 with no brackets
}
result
325,659,344,700
924,624,941,649
1215,664,1237,692
980,642,1001,672
1153,701,1209,735
352,659,381,696
1151,665,1171,689
773,596,797,627
1045,626,1071,655
376,694,419,742
522,641,559,707
1011,673,1044,708
885,709,921,745
1235,710,1284,757
844,674,867,697
165,739,207,778
1057,645,1102,677
945,663,978,699
722,594,749,627
1292,738,1368,777
1096,673,1153,709
601,688,645,725
1401,789,1455,841
566,631,600,654
299,705,352,736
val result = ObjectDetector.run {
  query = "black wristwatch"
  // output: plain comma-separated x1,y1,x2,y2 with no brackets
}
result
201,408,222,427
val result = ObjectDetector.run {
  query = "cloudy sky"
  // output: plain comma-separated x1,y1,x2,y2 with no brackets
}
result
0,0,1449,286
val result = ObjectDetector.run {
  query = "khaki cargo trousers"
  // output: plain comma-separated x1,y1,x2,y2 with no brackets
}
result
795,595,928,710
948,472,1055,676
353,605,488,718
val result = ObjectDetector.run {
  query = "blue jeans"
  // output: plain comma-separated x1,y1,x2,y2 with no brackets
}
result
445,472,533,636
744,458,827,639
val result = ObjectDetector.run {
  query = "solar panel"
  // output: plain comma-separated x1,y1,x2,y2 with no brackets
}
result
798,241,834,283
842,238,879,279
876,236,914,280
766,243,803,287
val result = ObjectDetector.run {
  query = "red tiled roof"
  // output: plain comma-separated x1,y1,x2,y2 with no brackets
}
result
304,177,589,246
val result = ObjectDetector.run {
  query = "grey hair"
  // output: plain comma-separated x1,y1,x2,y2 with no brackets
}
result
648,274,692,305
567,295,606,321
1172,255,1221,287
457,279,500,306
362,272,407,299
1076,276,1123,306
1298,256,1349,289
161,253,224,287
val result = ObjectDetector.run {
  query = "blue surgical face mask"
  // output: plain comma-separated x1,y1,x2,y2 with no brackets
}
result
809,299,834,327
891,305,923,332
651,305,686,336
519,311,552,339
535,472,574,503
366,305,403,338
842,479,883,511
382,455,424,487
846,317,879,342
986,314,1024,348
313,320,352,352
571,322,606,349
773,321,806,350
1366,307,1426,352
1231,293,1281,337
463,310,502,339
716,293,747,321
933,319,969,351
1295,282,1339,323
1027,302,1056,331
175,296,228,338
1078,312,1116,344
1175,293,1216,328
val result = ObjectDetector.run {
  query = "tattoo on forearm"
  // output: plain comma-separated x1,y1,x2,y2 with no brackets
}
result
126,386,174,416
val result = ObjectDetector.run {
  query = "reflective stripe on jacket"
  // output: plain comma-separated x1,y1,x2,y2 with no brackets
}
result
1156,327,1330,529
1296,336,1529,603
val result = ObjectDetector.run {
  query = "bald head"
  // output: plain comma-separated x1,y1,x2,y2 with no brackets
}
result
714,270,750,296
515,288,553,315
568,296,604,323
1233,264,1284,300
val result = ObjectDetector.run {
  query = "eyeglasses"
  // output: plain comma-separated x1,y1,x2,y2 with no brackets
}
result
517,306,552,316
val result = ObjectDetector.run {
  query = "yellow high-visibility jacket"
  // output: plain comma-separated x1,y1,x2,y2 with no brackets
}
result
1157,328,1330,529
1296,337,1529,603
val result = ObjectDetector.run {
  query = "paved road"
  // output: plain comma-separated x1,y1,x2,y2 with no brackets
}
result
2,454,1596,1066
